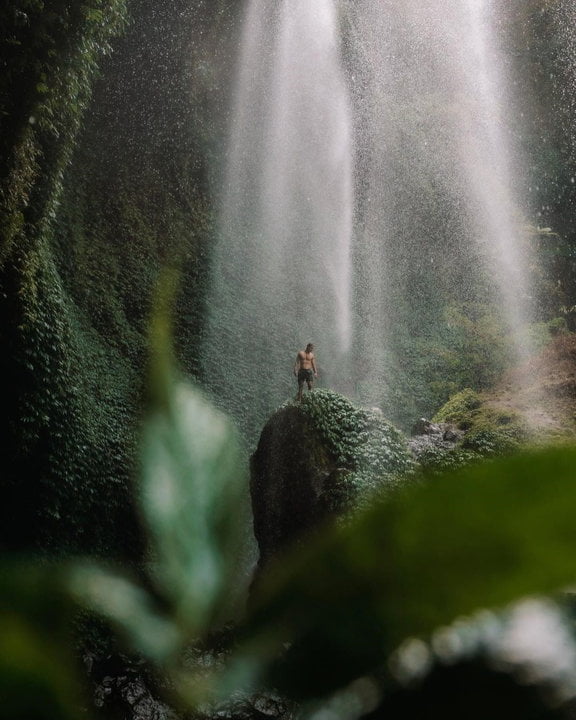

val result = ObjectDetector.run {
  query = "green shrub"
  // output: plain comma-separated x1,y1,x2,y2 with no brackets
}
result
299,390,415,483
548,316,569,335
432,388,482,427
417,445,481,475
461,428,522,457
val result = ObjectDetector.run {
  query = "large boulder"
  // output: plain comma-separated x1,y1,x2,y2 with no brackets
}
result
250,390,414,570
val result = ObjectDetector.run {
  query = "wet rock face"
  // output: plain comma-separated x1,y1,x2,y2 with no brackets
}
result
250,405,340,570
84,653,178,720
408,418,463,462
85,649,296,720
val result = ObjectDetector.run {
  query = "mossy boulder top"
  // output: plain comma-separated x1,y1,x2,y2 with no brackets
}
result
408,387,533,476
250,390,414,570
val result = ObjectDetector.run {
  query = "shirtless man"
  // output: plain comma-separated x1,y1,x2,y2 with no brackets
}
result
294,343,318,402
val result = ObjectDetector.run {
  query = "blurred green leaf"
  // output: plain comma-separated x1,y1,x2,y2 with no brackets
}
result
231,447,576,699
141,381,247,635
68,564,180,663
0,562,83,720
141,275,247,638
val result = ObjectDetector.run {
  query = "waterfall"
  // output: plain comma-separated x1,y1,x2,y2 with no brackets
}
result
346,0,532,409
202,0,354,440
459,0,531,353
202,0,533,438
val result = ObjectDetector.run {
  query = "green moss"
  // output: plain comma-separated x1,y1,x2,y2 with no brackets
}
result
0,1,128,263
0,143,213,557
427,389,531,474
548,316,569,336
298,390,415,493
432,388,482,427
435,388,530,435
0,0,223,557
0,231,145,557
0,1,159,559
270,390,417,517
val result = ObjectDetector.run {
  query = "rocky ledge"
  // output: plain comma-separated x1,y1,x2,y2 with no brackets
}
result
250,390,414,570
408,417,464,460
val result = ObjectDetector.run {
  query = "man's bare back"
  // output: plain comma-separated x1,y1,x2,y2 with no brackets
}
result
294,343,318,401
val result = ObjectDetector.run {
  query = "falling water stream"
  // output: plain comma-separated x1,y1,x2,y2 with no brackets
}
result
202,0,353,439
202,0,532,441
459,0,531,350
348,0,531,407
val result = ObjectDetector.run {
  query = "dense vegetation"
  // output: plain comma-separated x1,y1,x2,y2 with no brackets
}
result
298,389,414,497
0,0,236,556
0,0,137,556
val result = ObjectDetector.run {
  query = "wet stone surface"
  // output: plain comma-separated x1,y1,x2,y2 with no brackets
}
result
408,418,464,462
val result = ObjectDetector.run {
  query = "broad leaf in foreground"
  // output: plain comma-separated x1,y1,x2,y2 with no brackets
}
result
141,285,247,637
1,563,82,720
229,447,576,698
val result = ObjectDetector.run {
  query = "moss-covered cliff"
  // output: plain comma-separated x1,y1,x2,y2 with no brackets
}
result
0,1,237,557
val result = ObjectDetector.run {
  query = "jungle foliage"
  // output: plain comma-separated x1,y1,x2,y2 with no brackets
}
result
298,389,414,497
0,0,127,260
0,0,237,556
0,0,144,558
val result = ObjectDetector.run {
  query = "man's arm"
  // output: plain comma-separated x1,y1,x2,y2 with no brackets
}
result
312,356,318,376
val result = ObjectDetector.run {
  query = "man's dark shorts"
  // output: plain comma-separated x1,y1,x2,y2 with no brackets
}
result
298,368,314,383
